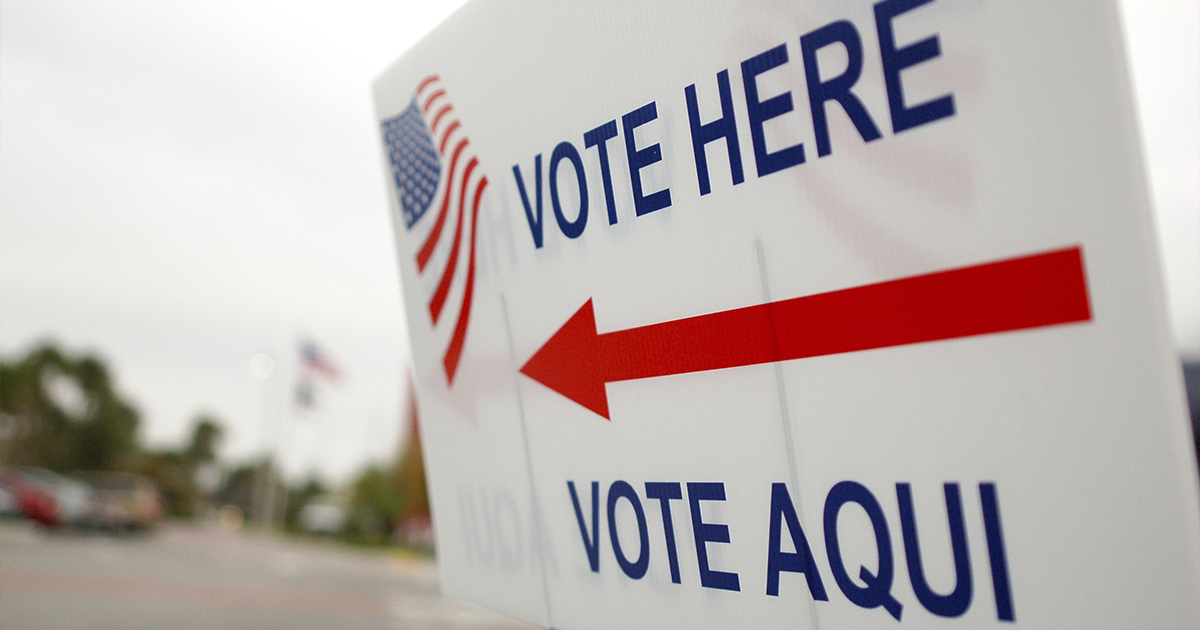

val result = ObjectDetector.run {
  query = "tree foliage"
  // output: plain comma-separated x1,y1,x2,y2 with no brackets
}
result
1,342,227,519
343,381,430,545
0,342,139,471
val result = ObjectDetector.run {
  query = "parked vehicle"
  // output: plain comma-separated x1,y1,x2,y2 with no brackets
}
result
0,474,20,518
299,495,346,535
77,471,164,532
4,466,96,527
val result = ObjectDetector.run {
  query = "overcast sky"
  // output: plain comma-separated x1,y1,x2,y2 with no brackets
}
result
1,0,1196,484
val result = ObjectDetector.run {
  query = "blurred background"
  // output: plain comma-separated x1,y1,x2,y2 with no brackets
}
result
0,0,1196,628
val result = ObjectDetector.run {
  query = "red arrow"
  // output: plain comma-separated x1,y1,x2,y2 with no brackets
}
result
520,246,1092,419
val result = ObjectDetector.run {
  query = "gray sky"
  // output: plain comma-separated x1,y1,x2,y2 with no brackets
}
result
1,0,1196,484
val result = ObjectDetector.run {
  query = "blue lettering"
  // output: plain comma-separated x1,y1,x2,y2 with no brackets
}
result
824,481,903,620
800,20,883,157
568,481,601,572
621,102,672,216
765,483,828,600
685,69,744,196
874,0,956,133
980,483,1015,622
645,482,684,584
561,476,1007,621
549,141,588,239
687,482,741,591
741,44,805,177
607,480,650,579
583,120,620,225
516,4,960,252
512,156,544,249
897,483,972,617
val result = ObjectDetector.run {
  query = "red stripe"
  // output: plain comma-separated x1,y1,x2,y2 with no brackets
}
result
422,89,446,114
430,105,454,134
443,176,489,383
416,75,440,94
428,158,479,324
437,121,461,156
416,138,469,272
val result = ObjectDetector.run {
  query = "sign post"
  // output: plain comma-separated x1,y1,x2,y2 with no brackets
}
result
375,1,1200,627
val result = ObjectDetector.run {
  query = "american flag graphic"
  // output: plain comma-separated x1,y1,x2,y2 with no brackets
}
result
382,75,488,384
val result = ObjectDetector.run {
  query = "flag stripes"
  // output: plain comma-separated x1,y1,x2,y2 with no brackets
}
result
385,74,489,384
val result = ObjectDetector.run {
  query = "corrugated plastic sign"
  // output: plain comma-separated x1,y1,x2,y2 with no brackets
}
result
374,1,1200,627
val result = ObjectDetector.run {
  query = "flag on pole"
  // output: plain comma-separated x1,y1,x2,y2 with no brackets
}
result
296,340,340,408
300,340,341,381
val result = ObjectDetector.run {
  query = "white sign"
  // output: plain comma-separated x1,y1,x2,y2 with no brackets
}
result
374,1,1200,627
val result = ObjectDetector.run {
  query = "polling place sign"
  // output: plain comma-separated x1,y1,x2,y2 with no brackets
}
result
374,0,1200,627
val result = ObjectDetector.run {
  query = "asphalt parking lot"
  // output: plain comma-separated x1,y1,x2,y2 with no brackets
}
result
0,520,538,630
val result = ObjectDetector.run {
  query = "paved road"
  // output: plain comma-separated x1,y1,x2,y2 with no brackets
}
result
0,520,539,630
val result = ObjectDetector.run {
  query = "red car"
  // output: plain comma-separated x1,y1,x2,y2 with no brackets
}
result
2,467,96,527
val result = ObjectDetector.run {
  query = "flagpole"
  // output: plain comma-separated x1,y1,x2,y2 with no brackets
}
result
266,388,288,532
274,371,309,532
249,352,276,530
286,338,342,528
268,347,306,533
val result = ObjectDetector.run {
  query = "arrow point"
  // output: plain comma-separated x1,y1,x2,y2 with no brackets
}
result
519,298,610,419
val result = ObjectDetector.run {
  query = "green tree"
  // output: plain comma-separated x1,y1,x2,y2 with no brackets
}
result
213,461,265,519
343,380,430,546
0,342,139,471
281,476,328,531
186,416,223,463
345,466,401,544
137,415,226,518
